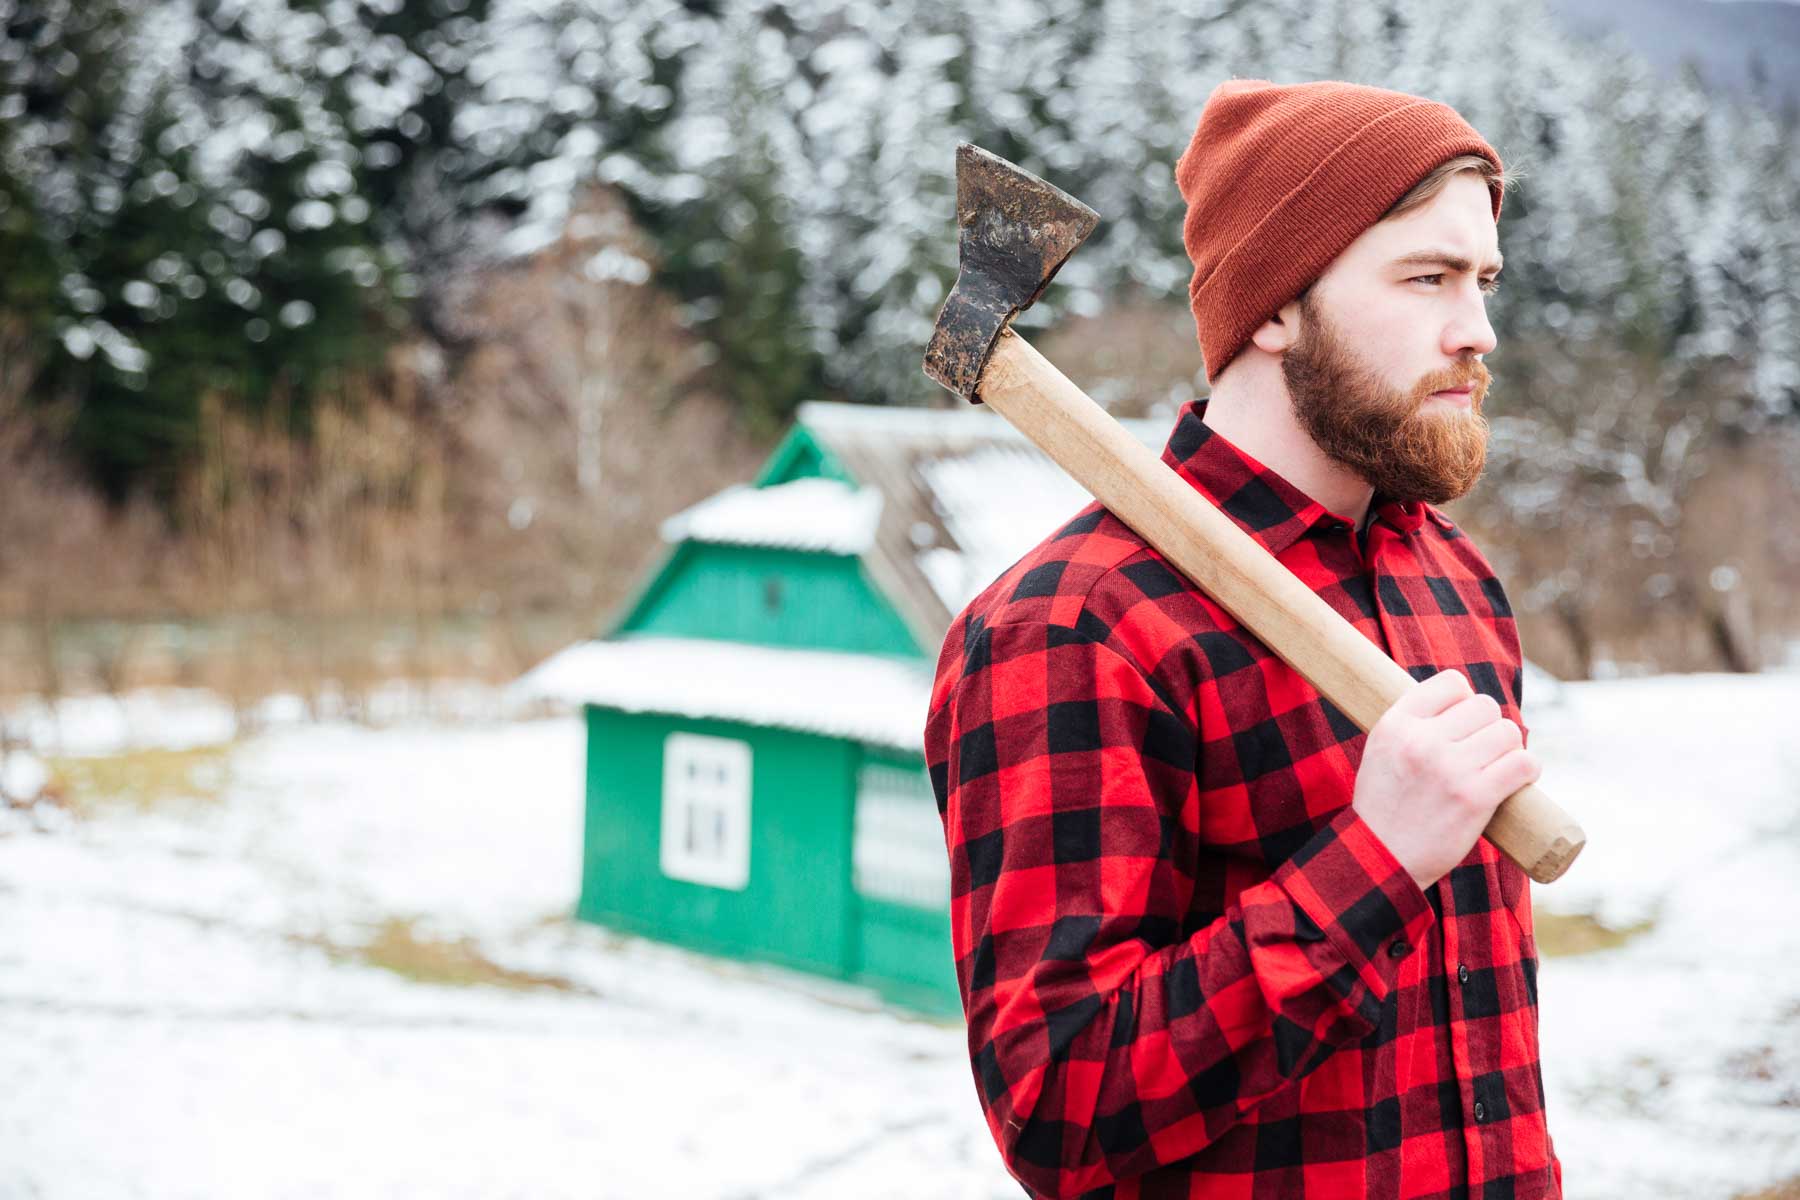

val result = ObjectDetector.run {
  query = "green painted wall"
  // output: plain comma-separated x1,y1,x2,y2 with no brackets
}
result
856,895,960,1016
616,542,925,658
576,706,962,1016
851,744,960,1015
580,707,858,977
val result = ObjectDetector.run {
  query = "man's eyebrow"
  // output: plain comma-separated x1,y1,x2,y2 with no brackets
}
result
1391,249,1504,274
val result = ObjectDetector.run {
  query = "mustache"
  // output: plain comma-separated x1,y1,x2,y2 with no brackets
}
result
1416,358,1492,399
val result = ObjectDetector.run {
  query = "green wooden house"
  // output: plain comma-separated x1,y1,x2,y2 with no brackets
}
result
521,400,1164,1015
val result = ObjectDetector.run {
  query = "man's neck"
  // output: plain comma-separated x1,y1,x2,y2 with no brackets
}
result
1198,354,1376,528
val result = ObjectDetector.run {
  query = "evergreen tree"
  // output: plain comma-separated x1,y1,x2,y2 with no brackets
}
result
8,0,1800,500
0,0,238,496
800,0,963,402
649,2,818,429
0,0,73,403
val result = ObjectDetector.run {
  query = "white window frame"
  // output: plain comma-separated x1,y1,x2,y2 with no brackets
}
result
660,732,752,891
852,761,949,909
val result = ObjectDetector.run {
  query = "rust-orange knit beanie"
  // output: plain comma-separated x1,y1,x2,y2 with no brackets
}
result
1176,79,1504,384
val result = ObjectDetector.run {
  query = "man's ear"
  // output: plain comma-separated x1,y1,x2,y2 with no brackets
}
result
1248,294,1306,355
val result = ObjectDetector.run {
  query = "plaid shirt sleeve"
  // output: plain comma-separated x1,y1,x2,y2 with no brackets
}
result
926,610,1436,1198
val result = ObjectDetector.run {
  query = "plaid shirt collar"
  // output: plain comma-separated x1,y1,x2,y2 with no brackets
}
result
1159,399,1429,555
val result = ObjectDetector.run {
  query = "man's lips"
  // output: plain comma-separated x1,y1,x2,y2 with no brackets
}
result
1431,385,1474,396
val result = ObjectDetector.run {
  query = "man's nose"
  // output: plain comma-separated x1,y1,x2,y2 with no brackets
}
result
1445,291,1498,358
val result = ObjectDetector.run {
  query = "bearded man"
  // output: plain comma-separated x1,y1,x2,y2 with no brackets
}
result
924,80,1561,1199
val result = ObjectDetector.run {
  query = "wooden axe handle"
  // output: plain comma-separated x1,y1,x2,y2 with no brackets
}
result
979,329,1586,884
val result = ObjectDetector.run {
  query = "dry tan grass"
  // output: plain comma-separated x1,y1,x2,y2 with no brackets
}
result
46,744,233,815
310,917,588,994
0,185,771,707
1532,909,1658,958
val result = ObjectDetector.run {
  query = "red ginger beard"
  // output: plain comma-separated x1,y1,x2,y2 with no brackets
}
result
1281,290,1492,506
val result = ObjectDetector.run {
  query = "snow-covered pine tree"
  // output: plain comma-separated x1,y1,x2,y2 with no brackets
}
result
653,0,818,430
797,0,964,405
0,0,255,496
1691,89,1800,426
180,2,385,432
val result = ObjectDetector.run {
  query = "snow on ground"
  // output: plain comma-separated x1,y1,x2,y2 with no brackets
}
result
0,711,1009,1199
2,672,1798,1199
1526,672,1800,1198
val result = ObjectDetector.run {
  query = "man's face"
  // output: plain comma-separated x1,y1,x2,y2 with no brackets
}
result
1281,171,1502,506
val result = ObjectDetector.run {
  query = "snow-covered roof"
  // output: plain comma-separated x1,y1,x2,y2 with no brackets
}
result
660,477,883,555
914,442,1095,612
513,637,932,751
791,401,1171,651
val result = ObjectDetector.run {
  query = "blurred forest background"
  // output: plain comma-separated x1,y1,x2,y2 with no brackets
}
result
2,0,1798,709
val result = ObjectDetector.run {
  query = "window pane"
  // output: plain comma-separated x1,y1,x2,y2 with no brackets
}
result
660,733,752,891
853,762,948,909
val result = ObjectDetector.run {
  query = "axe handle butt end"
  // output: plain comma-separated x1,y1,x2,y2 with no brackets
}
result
1485,784,1587,884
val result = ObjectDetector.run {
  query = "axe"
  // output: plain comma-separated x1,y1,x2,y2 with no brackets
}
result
922,144,1585,885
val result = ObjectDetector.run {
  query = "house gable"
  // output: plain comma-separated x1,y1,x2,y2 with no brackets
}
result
614,541,926,658
754,425,856,488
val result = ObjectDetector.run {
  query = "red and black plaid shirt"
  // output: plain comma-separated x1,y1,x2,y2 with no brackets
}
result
925,400,1560,1199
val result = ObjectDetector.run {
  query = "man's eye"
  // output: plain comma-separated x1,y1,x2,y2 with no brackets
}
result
1409,273,1501,295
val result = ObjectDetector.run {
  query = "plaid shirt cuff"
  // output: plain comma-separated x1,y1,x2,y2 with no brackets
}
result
1271,806,1436,1007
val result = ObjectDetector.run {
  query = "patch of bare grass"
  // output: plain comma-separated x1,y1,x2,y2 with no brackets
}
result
1534,909,1657,958
318,917,591,995
47,745,232,815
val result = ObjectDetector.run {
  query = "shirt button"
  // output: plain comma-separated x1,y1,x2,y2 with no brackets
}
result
1388,940,1410,959
1458,963,1471,985
1474,1101,1487,1123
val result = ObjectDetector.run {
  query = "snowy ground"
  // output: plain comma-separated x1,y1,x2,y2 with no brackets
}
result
2,674,1797,1199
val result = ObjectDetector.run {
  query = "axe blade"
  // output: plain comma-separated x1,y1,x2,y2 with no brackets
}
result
922,143,1100,402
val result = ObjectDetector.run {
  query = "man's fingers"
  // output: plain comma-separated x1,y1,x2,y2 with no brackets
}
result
1433,692,1503,742
1478,746,1543,800
1454,716,1525,772
1395,668,1474,719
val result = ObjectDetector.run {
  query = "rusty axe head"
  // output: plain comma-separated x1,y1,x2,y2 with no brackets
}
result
922,144,1100,403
